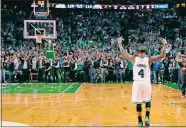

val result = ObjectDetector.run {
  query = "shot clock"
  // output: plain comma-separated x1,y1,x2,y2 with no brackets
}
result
33,0,50,16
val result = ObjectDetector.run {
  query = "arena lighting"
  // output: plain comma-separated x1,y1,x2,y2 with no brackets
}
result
55,4,66,8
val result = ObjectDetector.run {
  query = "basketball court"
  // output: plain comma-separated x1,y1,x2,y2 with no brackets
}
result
1,83,186,126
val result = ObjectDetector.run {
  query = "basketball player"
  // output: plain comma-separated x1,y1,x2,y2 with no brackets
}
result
117,37,167,126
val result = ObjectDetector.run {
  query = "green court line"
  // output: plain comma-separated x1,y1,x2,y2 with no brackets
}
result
1,82,179,94
65,83,81,93
1,83,81,94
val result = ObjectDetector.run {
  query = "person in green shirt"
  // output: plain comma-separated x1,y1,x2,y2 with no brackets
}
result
127,61,133,82
76,60,84,82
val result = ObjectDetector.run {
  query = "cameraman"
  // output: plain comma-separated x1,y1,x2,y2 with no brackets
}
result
176,50,186,98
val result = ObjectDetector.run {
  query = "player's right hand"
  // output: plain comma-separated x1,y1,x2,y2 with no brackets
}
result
117,37,123,45
161,38,168,46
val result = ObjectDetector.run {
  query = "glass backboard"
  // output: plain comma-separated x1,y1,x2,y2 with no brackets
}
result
24,20,57,39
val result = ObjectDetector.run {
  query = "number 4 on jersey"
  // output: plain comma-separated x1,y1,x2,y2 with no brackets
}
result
138,69,144,78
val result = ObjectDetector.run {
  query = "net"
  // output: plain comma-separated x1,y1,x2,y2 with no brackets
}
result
36,35,43,43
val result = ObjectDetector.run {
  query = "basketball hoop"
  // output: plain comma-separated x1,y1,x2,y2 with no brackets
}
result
36,35,43,43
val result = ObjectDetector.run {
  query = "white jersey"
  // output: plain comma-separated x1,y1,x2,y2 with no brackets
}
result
133,56,151,82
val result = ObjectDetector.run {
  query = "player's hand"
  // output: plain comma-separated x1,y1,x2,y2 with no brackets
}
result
117,37,124,45
182,67,186,71
161,38,168,46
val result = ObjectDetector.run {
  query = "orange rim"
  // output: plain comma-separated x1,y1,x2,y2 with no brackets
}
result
36,34,43,38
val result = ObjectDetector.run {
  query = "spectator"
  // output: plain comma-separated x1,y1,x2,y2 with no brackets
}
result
153,60,163,84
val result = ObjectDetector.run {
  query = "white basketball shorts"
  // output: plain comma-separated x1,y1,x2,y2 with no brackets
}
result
132,80,152,104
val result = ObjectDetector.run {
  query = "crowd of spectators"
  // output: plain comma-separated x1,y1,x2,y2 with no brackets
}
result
1,4,186,88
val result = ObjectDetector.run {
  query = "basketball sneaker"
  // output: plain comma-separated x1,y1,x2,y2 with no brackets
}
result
138,122,143,127
144,116,150,126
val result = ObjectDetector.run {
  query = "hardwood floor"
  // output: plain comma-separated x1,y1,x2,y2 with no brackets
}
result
2,83,186,126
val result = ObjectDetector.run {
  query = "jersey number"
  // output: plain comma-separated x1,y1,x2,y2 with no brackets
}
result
138,69,144,78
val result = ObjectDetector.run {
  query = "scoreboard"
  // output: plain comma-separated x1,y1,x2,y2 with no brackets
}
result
33,0,50,16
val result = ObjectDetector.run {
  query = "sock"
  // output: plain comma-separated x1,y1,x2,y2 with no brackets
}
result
146,111,150,118
138,116,142,123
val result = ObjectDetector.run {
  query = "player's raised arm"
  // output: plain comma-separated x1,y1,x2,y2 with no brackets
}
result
149,38,168,65
117,37,134,64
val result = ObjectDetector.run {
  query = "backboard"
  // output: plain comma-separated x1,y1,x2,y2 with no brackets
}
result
24,20,57,39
